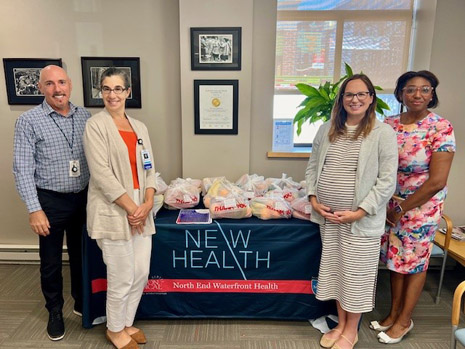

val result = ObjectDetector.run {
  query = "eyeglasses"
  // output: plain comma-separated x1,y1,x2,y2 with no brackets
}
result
101,86,127,95
402,86,434,95
343,92,371,101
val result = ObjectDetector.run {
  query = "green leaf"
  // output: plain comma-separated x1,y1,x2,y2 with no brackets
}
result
344,62,353,77
295,83,320,97
296,117,305,135
298,97,310,108
293,107,310,124
376,97,390,111
374,85,383,91
302,96,328,109
319,86,330,101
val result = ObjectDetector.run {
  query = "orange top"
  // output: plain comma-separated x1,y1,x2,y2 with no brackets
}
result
119,130,140,189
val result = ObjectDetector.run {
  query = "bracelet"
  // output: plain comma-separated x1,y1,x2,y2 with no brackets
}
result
393,201,404,214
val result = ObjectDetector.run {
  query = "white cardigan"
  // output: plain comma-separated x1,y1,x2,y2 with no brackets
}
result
305,119,398,237
83,109,156,240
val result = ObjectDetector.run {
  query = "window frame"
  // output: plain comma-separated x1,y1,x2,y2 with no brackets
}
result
273,4,413,150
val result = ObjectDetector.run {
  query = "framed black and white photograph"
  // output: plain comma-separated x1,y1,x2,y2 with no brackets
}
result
3,58,62,105
194,80,239,135
81,57,141,108
191,27,241,70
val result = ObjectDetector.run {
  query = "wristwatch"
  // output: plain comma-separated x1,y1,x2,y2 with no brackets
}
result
393,201,404,214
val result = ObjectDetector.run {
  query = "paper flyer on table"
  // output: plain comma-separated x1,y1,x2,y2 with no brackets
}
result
176,209,212,224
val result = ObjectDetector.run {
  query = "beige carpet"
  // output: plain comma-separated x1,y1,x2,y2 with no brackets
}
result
0,264,463,348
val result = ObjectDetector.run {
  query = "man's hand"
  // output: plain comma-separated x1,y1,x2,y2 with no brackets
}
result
29,210,50,236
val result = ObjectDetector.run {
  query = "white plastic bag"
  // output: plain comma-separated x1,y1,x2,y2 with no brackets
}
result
265,173,301,191
154,172,168,195
203,178,244,208
201,176,226,196
164,178,201,209
235,174,268,199
250,196,292,220
210,195,252,219
291,196,312,220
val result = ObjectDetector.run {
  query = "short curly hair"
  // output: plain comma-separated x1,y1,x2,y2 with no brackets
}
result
394,70,439,108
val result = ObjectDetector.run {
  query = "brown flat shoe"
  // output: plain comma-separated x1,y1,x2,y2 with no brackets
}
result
331,333,358,349
130,329,147,344
320,329,342,348
106,331,140,349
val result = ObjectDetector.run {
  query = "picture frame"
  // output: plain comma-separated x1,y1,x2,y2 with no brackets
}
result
80,57,141,108
190,27,241,70
2,58,62,105
194,79,239,135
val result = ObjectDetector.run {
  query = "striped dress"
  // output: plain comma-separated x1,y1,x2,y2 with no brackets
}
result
316,125,381,313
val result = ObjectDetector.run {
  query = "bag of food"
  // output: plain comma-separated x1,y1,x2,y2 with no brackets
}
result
265,173,301,191
164,178,201,209
250,197,292,220
210,195,252,219
203,178,244,208
183,177,202,189
291,196,312,220
201,176,226,196
235,173,268,199
283,188,306,202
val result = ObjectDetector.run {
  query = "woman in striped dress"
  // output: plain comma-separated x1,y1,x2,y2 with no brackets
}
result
305,74,398,349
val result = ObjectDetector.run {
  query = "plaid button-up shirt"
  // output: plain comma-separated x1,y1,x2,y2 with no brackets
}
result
13,100,91,213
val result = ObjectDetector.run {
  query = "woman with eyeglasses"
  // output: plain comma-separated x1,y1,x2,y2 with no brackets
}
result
83,67,156,349
371,71,455,344
306,74,398,349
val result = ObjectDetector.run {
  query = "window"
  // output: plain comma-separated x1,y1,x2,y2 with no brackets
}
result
273,0,413,148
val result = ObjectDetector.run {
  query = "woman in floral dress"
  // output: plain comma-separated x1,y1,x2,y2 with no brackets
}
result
372,71,455,344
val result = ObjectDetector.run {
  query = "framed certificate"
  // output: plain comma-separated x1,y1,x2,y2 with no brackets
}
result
194,80,239,135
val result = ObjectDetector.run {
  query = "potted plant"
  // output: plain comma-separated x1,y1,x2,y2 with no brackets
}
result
293,63,391,135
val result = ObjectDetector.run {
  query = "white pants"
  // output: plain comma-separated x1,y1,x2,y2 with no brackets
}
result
96,191,152,332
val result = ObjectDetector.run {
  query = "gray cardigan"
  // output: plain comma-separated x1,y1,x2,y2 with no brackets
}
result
305,119,398,237
83,109,157,240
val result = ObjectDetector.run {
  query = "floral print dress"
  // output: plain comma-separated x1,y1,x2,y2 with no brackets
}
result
380,113,455,274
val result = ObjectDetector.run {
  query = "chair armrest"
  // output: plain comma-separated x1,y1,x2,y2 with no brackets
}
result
452,281,465,326
441,213,453,251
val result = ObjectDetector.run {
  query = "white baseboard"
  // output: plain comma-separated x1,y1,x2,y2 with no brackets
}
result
0,244,68,263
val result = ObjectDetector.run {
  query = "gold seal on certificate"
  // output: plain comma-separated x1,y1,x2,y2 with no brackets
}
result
211,98,221,107
199,85,233,130
194,80,238,134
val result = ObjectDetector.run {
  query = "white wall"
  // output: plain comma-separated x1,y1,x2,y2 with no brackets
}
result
0,0,464,248
179,0,254,180
0,0,182,244
428,0,465,225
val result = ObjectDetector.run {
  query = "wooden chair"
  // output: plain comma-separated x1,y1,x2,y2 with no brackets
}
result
451,280,465,348
392,196,453,303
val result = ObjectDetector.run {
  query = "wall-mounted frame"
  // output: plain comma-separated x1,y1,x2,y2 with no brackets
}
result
194,79,239,135
81,57,141,108
191,27,242,70
3,58,62,105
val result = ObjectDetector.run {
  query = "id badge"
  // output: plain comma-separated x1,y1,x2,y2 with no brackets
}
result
141,150,153,170
69,160,81,177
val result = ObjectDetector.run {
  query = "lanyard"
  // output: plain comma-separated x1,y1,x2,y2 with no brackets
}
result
49,113,75,156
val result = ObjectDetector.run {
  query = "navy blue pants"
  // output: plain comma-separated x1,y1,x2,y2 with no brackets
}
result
37,188,87,313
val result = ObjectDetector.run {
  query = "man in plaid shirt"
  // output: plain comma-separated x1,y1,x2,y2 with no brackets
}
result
13,65,90,341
